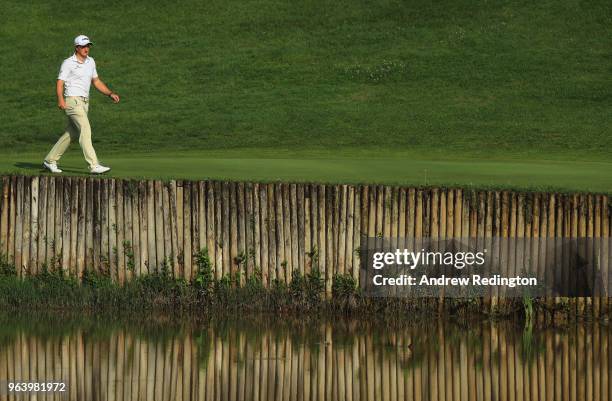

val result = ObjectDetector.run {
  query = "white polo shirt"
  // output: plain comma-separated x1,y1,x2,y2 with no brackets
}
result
57,54,98,98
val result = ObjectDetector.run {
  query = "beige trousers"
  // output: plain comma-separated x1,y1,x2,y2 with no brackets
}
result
45,96,99,169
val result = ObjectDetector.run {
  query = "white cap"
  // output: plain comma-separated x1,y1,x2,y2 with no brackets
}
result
74,35,93,47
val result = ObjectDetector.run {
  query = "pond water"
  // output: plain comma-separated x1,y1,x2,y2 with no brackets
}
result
0,312,609,400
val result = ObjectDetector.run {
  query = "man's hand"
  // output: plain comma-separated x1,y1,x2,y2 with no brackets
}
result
92,77,120,104
56,79,66,110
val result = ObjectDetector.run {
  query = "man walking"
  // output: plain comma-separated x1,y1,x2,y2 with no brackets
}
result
43,34,119,174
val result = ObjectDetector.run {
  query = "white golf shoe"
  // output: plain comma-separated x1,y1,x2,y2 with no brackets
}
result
43,161,62,173
90,164,111,174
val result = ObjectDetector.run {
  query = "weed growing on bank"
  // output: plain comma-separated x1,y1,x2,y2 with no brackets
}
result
0,249,598,321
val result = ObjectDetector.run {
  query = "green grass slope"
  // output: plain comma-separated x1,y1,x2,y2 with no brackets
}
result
0,1,610,190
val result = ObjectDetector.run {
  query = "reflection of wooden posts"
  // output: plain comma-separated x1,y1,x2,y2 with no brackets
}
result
603,322,610,401
0,320,609,401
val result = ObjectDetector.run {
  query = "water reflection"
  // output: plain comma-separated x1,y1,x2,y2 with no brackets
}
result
0,314,610,400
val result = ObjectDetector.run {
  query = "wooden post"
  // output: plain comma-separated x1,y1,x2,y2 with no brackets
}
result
238,183,253,286
122,180,133,279
253,183,262,281
593,196,601,318
169,180,180,277
77,178,87,279
60,177,71,275
352,186,361,283
266,183,277,284
100,179,109,275
297,184,306,276
222,182,231,279
182,180,192,280
213,182,223,280
259,183,269,286
0,177,9,257
318,185,327,293
336,185,347,277
207,181,217,275
85,178,94,275
153,181,164,271
601,196,610,316
22,177,31,275
290,183,299,279
346,185,355,280
144,180,161,273
230,182,244,284
326,186,334,296
115,180,125,283
578,194,587,316
131,180,142,276
229,182,239,283
36,177,47,270
107,179,119,282
45,177,55,268
198,181,206,257
69,177,78,277
280,183,291,282
92,179,101,274
29,176,39,273
310,185,319,273
8,176,23,268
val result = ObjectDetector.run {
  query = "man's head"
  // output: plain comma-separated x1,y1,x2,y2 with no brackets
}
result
74,35,93,58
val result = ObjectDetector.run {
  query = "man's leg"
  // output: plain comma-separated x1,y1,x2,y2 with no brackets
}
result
44,123,77,164
73,108,99,169
62,100,99,169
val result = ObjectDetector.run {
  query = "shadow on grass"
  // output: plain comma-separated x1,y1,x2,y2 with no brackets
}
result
14,162,84,174
14,162,43,171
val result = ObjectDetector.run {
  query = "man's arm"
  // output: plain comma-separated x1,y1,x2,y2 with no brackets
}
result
56,80,66,109
92,77,120,103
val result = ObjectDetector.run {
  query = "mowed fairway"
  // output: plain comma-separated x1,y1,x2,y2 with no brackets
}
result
0,1,610,192
3,151,611,193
